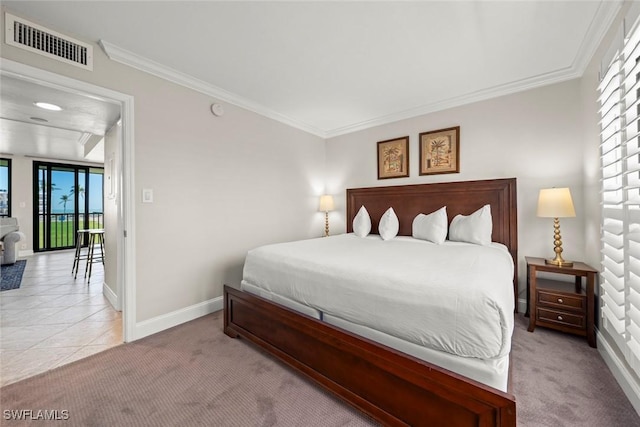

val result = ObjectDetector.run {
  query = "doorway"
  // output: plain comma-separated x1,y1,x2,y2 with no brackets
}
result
1,58,136,343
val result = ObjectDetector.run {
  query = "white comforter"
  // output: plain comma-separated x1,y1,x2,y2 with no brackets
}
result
241,234,515,360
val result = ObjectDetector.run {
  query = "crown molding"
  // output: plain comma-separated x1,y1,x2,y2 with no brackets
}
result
100,37,582,140
99,0,622,141
325,1,623,139
324,66,581,138
98,40,327,138
572,0,623,75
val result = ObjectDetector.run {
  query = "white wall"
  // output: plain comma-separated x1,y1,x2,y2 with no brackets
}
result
131,81,326,320
326,79,586,303
6,156,33,254
0,7,326,324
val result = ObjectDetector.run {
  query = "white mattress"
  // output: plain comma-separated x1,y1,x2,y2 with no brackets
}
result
241,234,515,361
241,283,510,391
324,314,510,392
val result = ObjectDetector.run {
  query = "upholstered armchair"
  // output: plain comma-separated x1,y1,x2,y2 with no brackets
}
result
1,217,25,265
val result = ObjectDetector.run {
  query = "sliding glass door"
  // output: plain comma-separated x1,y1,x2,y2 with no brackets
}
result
0,158,10,217
33,162,104,251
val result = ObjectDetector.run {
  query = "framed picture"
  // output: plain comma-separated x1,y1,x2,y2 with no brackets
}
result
377,136,410,179
419,126,460,175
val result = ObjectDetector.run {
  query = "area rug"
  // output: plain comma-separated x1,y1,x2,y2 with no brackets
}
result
0,259,27,291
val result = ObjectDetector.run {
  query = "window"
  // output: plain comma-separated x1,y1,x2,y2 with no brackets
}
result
33,161,104,251
0,158,11,217
599,13,640,377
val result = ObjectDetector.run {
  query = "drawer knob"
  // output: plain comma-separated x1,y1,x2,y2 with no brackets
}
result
558,298,564,304
558,315,563,321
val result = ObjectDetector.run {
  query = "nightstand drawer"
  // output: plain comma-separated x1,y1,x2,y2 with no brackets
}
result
537,290,585,312
537,308,585,328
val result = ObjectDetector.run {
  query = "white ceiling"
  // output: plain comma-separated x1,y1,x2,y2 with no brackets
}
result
0,74,121,163
0,1,621,142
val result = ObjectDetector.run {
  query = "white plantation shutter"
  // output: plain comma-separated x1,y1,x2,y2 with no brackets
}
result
629,227,640,372
623,20,640,374
600,49,626,349
600,14,640,376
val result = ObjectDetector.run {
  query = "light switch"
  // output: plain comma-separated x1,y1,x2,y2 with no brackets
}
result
142,189,153,203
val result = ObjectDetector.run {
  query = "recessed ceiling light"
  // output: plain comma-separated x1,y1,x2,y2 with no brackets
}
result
34,102,62,111
30,117,49,122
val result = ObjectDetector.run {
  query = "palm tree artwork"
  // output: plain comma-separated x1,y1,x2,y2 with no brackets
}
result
428,136,451,168
383,144,404,174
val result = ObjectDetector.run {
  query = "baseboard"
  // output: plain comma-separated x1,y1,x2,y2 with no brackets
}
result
133,296,223,341
102,282,121,311
517,297,527,314
597,330,640,416
18,249,34,257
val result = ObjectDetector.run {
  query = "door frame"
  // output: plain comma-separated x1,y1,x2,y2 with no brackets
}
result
1,59,136,342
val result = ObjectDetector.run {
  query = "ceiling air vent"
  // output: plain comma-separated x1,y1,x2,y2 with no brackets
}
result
4,13,93,70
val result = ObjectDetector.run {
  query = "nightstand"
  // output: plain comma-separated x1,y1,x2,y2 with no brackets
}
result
526,256,597,348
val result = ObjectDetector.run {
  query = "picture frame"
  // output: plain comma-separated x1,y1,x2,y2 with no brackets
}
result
419,126,460,175
377,136,410,179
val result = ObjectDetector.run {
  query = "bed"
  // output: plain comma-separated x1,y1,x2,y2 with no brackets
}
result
224,178,518,426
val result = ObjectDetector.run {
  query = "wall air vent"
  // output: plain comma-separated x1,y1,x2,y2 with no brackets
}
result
4,13,93,70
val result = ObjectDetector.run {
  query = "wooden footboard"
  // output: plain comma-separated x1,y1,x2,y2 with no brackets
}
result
224,285,516,427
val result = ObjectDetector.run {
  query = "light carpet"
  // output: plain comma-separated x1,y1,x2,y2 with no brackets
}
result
1,312,638,426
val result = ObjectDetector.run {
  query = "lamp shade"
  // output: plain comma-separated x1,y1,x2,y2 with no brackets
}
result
537,188,576,218
319,195,335,212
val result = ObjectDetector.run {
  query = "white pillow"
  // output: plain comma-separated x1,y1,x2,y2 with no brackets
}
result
449,204,492,245
353,206,371,237
379,207,399,241
412,206,448,244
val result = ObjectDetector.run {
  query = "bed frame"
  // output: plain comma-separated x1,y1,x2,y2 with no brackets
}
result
224,178,518,426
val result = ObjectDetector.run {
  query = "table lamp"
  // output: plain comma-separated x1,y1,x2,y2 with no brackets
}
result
537,187,576,267
319,195,335,237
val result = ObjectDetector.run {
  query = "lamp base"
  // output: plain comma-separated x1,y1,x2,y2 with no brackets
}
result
545,217,573,267
323,211,330,237
545,258,573,268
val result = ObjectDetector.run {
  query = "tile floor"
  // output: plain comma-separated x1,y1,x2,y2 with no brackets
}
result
0,249,122,386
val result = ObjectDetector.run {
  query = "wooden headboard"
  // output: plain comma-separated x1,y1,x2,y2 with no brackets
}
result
346,178,518,307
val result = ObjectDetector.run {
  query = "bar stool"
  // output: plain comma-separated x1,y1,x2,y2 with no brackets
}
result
72,229,91,279
85,229,105,283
